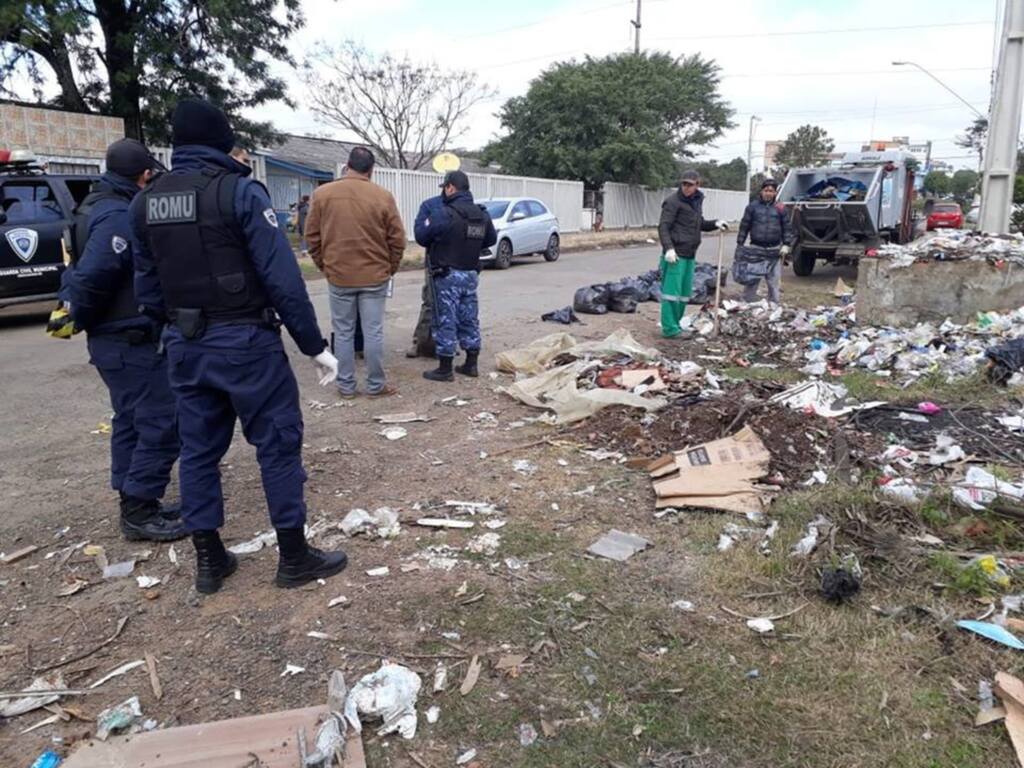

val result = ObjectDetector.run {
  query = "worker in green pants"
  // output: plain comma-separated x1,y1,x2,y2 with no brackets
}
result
657,169,729,338
659,251,694,338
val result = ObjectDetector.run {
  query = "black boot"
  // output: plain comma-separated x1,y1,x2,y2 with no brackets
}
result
275,528,348,589
192,530,238,595
423,355,454,382
120,494,188,542
157,499,182,521
455,350,479,378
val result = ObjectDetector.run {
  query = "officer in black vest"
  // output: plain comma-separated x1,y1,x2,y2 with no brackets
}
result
413,171,497,381
59,138,186,542
129,98,345,595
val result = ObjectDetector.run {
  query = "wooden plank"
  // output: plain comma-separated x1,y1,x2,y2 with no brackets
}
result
1004,699,1024,767
997,671,1024,710
344,732,367,768
975,705,1007,727
460,655,481,696
2,545,39,564
145,653,162,701
63,705,327,768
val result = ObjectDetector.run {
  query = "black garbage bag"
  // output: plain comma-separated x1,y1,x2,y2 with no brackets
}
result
690,262,723,304
986,338,1024,384
618,276,652,302
637,269,663,302
541,306,581,325
821,566,861,604
573,283,611,315
607,281,641,313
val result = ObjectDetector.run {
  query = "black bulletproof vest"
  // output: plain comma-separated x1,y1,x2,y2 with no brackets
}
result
430,198,488,272
136,168,269,321
71,182,139,326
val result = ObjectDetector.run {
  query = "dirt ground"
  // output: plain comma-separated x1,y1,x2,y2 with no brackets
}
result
2,281,1023,766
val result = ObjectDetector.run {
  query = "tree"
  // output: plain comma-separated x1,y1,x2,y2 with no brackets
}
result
1,1,305,144
922,171,951,196
772,125,835,173
956,117,987,166
689,157,747,191
304,43,494,171
950,169,979,208
482,52,732,189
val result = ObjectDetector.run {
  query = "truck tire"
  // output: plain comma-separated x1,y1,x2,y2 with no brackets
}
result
792,247,816,277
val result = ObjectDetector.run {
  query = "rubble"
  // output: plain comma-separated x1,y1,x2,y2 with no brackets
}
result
587,530,650,561
340,508,401,539
879,231,1024,268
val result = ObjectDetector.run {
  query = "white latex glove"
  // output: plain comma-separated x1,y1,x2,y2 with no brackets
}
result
663,248,678,264
311,349,338,387
780,245,792,257
716,220,729,231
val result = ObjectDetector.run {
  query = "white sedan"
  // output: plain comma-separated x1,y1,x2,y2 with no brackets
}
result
478,197,560,269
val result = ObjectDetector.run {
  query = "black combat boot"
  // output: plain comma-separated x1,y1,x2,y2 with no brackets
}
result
192,530,238,594
275,528,348,588
157,499,182,521
120,494,188,542
455,350,479,378
422,355,454,382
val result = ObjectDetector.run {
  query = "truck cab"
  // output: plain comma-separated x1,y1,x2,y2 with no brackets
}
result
778,150,916,276
0,151,98,309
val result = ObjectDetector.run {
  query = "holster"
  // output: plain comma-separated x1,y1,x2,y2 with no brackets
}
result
175,308,207,340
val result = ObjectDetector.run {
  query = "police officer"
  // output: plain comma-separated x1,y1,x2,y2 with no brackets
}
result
129,98,345,594
734,179,793,304
59,138,186,542
413,171,496,381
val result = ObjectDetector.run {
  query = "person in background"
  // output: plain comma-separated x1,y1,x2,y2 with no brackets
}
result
230,146,251,169
130,97,344,595
297,194,310,255
657,170,728,338
59,138,186,542
414,171,496,381
306,146,405,398
734,178,792,304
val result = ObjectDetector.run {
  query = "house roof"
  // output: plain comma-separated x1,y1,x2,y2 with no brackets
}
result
262,134,360,176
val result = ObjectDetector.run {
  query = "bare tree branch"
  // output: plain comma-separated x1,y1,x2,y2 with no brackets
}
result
303,42,496,169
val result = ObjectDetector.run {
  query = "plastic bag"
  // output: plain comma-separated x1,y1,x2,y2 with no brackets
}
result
541,306,581,325
690,262,723,304
986,338,1024,384
573,283,611,315
607,281,641,313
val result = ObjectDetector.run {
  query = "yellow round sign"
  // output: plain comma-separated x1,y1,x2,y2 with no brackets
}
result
431,152,461,173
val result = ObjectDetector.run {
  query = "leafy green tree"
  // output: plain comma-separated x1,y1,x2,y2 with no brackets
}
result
482,51,733,188
950,169,979,209
955,117,987,166
772,125,835,172
922,171,951,196
689,157,747,191
1,1,307,144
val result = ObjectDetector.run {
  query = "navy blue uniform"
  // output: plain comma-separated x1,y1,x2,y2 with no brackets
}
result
59,172,178,501
414,192,496,358
130,145,326,532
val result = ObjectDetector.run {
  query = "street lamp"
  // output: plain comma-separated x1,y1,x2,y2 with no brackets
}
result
891,61,984,118
745,114,760,200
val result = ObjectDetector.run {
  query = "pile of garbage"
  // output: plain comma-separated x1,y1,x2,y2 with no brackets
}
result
496,329,713,424
879,230,1024,268
570,265,723,316
793,176,867,201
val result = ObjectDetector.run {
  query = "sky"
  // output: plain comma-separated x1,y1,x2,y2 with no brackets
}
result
262,0,1001,172
6,0,1001,172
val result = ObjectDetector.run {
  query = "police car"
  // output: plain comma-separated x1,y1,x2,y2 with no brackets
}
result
0,150,98,309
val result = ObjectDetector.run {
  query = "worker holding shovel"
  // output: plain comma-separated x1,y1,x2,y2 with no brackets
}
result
657,170,728,338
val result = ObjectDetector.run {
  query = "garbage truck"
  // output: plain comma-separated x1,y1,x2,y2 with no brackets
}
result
777,150,917,276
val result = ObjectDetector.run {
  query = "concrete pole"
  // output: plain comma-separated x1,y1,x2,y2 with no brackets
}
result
745,114,760,199
979,0,1024,233
632,0,642,55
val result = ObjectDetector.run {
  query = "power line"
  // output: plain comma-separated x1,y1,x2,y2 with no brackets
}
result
649,19,993,42
721,66,991,80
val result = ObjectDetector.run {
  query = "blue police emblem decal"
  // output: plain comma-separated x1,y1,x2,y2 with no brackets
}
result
111,235,128,254
5,227,39,263
262,208,278,228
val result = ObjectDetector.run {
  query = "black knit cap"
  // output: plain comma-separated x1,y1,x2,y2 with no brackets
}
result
105,138,163,177
440,170,470,191
171,97,235,153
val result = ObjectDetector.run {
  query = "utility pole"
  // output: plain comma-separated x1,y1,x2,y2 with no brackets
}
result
631,0,642,54
745,114,760,200
979,0,1024,233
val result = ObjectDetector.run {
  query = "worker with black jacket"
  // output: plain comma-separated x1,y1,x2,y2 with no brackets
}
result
734,178,793,304
657,170,728,338
59,139,187,543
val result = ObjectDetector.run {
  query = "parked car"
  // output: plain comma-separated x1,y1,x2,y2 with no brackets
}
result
926,201,964,231
1,151,97,309
477,197,560,269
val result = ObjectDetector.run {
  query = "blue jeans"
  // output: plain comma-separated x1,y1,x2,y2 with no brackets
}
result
328,281,388,394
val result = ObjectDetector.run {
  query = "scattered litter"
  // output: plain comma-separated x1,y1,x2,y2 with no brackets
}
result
1,544,39,564
483,519,507,530
927,434,966,465
375,412,431,424
587,529,651,562
135,575,160,589
444,500,498,515
380,426,408,441
518,722,539,747
495,654,529,677
102,559,136,579
344,662,422,739
228,530,277,555
821,560,862,604
952,466,1024,511
460,655,482,696
328,595,349,609
918,401,942,415
433,663,448,692
456,748,478,765
957,620,1024,650
833,277,854,298
465,533,501,555
365,566,390,577
770,380,884,419
341,508,401,539
28,751,62,768
416,518,474,529
995,671,1024,762
57,577,89,597
541,306,580,325
281,664,306,677
95,696,142,741
0,672,66,718
671,600,696,613
426,705,440,724
879,477,925,505
791,516,831,558
89,659,146,689
512,459,537,475
746,618,775,634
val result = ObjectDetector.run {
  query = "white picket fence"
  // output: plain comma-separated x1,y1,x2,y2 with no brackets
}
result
603,182,748,229
365,167,585,240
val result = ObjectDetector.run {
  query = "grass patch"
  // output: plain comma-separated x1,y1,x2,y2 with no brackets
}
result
721,365,803,384
837,369,1003,407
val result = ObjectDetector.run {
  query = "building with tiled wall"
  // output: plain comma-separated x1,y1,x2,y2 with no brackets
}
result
1,100,125,174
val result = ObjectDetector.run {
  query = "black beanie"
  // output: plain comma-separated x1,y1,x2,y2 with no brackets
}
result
171,97,235,153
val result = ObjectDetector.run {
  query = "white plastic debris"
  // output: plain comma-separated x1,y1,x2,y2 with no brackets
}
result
512,459,537,475
746,618,775,634
343,661,422,739
426,705,440,724
328,595,349,608
671,600,695,613
770,380,885,418
89,659,146,689
518,722,539,746
433,662,448,692
928,434,966,465
135,575,161,589
380,426,408,441
228,530,277,555
416,518,475,529
95,696,142,741
791,516,831,557
102,559,136,579
456,749,478,765
953,466,1024,511
366,566,390,577
465,533,501,555
341,507,401,539
281,664,305,677
879,477,925,504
